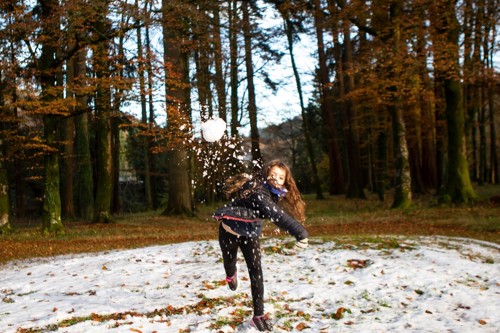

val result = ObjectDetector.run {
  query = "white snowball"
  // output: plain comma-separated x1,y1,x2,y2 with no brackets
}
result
201,118,226,142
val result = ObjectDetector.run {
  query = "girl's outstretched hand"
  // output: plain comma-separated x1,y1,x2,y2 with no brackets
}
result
293,238,308,252
284,238,309,255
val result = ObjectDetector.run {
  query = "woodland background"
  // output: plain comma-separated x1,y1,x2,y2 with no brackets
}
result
0,0,498,235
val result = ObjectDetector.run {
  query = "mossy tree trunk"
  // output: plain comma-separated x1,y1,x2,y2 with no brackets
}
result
68,1,94,221
42,116,64,235
40,0,64,235
0,71,11,233
432,0,477,203
0,148,10,234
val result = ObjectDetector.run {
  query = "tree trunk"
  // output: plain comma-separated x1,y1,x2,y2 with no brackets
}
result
343,21,365,199
75,110,94,220
62,50,75,219
145,0,159,209
486,0,498,184
390,105,412,209
42,116,64,234
241,0,262,169
283,16,323,200
213,5,227,122
376,112,389,201
443,78,478,203
488,79,498,184
416,12,438,190
93,0,113,222
0,138,10,234
0,69,12,233
229,0,239,137
432,0,477,203
388,1,412,209
40,0,64,235
161,0,193,216
71,43,94,221
313,0,345,194
136,0,153,210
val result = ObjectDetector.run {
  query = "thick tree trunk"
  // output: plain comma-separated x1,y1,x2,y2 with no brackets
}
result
62,51,75,219
443,78,477,202
73,50,94,220
40,0,64,234
432,0,477,203
93,0,113,222
93,97,113,223
242,0,262,169
42,116,64,234
161,0,193,216
75,109,94,221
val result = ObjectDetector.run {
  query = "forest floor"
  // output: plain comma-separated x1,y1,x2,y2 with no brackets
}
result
0,184,498,265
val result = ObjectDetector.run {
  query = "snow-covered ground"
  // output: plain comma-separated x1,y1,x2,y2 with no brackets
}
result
0,236,498,332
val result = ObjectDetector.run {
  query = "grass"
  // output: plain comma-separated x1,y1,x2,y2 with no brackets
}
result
0,184,498,265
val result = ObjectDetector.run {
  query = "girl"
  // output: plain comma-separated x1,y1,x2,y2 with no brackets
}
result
213,160,309,331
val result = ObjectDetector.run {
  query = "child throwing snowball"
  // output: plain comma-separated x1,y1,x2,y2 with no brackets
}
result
213,160,309,332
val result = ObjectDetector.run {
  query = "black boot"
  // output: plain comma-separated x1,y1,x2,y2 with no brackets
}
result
250,314,273,331
225,272,238,291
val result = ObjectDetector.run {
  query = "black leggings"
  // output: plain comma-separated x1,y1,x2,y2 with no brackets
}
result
218,223,264,316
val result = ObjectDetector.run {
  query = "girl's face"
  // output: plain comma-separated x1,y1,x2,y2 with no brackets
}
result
268,166,286,187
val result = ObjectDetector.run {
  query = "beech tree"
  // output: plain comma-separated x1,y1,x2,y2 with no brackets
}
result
39,0,64,234
430,0,477,203
161,0,193,216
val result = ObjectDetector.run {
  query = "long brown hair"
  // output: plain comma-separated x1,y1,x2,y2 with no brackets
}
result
223,161,306,223
260,160,306,223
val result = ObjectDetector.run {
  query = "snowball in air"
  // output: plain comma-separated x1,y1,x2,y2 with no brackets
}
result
201,118,226,142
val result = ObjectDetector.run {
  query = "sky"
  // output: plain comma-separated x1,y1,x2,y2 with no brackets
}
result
1,235,498,332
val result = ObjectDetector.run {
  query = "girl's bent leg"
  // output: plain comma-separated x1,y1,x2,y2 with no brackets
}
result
240,236,264,316
218,224,239,278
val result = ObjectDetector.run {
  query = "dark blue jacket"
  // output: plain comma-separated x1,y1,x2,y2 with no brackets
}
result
213,180,308,240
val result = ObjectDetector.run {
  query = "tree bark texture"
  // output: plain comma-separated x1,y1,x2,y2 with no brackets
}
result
40,0,64,234
162,0,193,216
93,0,113,222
